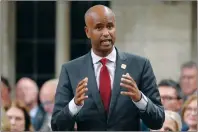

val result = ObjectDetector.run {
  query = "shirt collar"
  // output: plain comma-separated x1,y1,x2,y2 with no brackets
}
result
91,46,116,64
29,106,38,118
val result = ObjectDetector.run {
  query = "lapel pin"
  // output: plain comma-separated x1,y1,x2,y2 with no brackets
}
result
121,64,127,69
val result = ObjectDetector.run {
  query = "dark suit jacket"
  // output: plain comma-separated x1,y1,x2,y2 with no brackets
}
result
32,105,46,131
51,48,165,131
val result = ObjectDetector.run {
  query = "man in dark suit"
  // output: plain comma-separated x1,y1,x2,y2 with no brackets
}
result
51,5,165,131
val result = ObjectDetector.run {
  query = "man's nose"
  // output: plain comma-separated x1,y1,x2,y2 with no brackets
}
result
161,98,165,104
102,28,109,37
10,118,16,125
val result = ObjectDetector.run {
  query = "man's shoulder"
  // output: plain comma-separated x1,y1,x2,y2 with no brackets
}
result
62,53,88,68
121,51,148,62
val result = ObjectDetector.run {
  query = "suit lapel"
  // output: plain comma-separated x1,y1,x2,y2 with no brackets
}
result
82,52,106,116
107,49,127,121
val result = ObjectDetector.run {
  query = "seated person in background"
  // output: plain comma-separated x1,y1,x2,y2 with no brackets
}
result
15,77,46,131
181,95,197,131
39,79,58,131
151,110,182,131
179,61,197,100
6,100,34,132
39,79,78,131
1,76,11,110
158,79,183,112
141,79,184,131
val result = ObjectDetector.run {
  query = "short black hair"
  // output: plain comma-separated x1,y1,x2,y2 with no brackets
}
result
158,79,183,99
1,76,11,92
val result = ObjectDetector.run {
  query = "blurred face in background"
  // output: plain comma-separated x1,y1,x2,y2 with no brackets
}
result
40,90,54,114
180,67,197,96
183,99,197,128
40,79,57,114
157,118,178,131
16,78,38,106
6,106,25,132
159,86,182,112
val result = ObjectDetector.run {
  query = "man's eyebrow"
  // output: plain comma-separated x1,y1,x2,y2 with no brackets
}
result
94,22,104,27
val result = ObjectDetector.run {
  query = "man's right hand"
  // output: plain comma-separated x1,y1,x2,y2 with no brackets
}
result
74,77,88,106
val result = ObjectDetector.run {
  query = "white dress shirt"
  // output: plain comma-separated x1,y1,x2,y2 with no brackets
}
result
29,106,38,119
69,47,148,116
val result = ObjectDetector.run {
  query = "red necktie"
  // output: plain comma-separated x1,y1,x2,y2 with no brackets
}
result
99,58,111,112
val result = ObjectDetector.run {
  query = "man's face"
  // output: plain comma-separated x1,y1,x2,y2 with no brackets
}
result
180,67,197,96
85,8,116,55
159,86,182,112
40,91,54,114
16,80,37,106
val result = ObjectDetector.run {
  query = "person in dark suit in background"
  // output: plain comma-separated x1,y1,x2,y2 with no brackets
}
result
51,5,165,131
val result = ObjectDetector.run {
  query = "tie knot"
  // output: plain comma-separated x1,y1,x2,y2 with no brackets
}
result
100,58,108,65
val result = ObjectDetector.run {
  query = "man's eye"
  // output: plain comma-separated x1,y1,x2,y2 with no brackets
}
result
96,27,102,30
107,24,114,29
107,26,112,29
164,128,173,131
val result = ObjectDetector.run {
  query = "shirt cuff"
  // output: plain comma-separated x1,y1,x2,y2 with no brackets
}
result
132,92,148,111
68,98,83,116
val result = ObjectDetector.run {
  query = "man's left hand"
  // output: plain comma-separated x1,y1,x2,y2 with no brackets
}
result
120,73,141,102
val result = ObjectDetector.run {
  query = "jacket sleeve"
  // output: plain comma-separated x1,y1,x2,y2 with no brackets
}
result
139,59,165,130
51,64,75,131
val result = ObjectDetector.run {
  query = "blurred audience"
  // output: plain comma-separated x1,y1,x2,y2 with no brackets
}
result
158,79,183,112
1,107,11,131
39,78,58,131
151,110,182,131
180,61,197,100
181,95,197,131
15,77,46,131
6,100,34,132
1,76,11,110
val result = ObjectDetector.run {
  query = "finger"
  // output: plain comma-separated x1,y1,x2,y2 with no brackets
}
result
120,91,134,97
122,73,136,83
77,95,88,103
77,77,88,87
122,74,133,81
121,78,135,87
126,73,136,84
122,74,137,87
77,88,88,97
77,80,85,88
76,82,87,93
120,83,136,92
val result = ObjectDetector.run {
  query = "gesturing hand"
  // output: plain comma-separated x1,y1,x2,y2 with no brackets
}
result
120,73,141,102
74,77,88,106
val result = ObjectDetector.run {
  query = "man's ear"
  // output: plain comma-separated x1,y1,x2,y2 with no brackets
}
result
84,26,90,39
